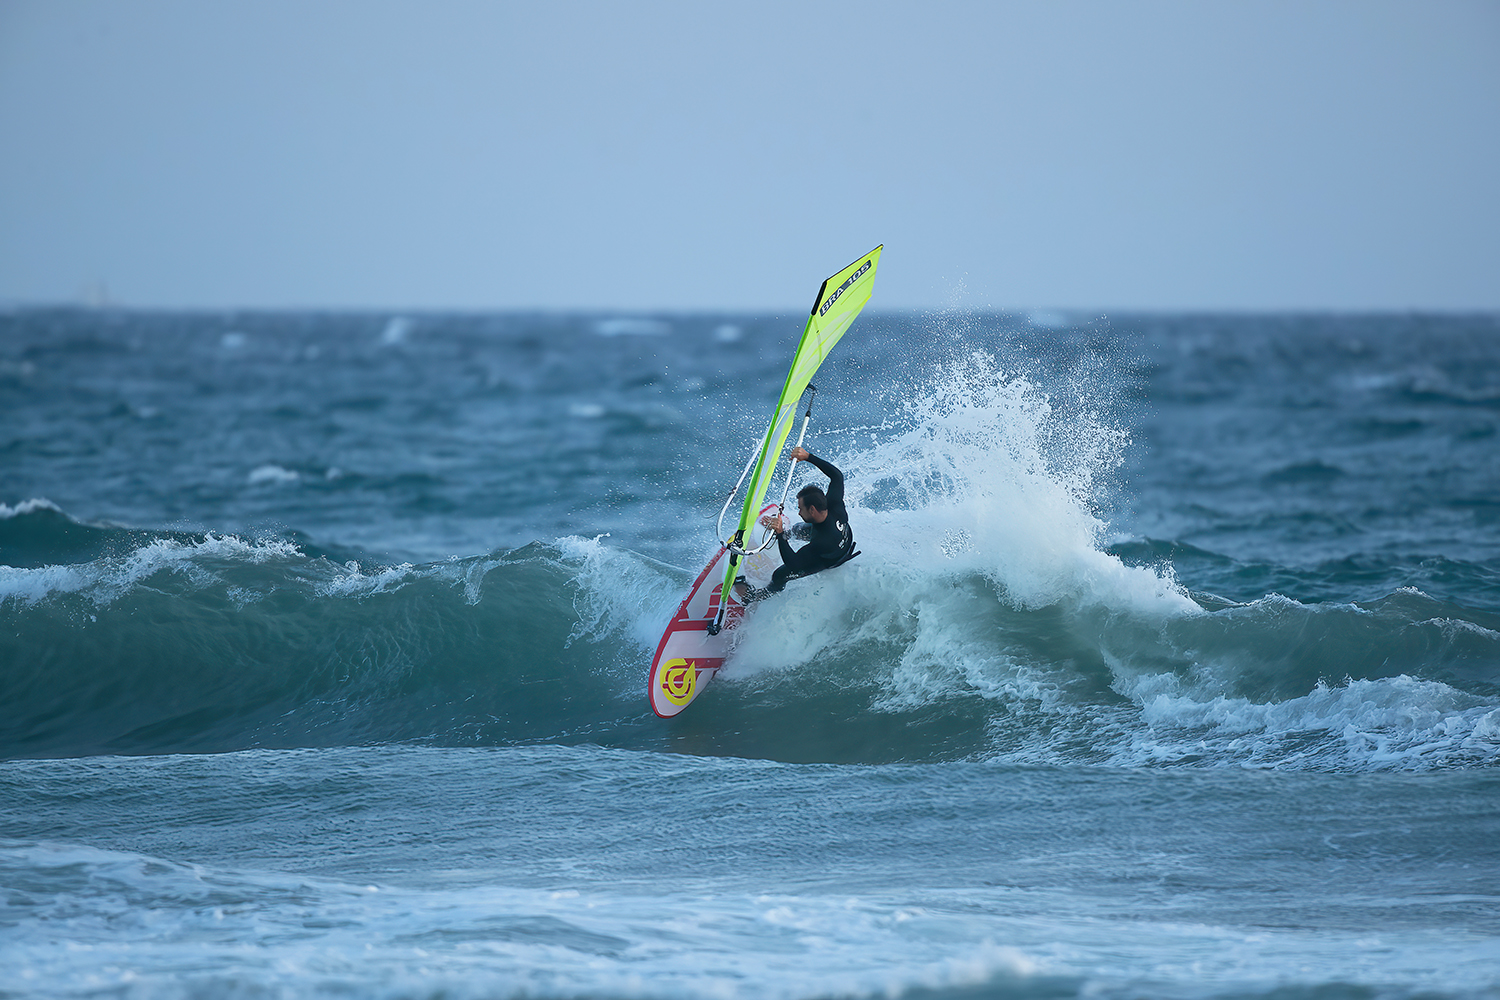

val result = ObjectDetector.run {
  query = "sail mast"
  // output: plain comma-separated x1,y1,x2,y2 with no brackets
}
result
707,245,883,632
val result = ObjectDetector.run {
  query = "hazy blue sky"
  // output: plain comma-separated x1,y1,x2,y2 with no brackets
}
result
2,1,1496,312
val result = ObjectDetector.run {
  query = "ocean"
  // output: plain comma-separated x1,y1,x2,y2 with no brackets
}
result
1,307,1497,999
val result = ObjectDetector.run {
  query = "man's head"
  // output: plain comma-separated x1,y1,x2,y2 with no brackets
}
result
796,484,828,523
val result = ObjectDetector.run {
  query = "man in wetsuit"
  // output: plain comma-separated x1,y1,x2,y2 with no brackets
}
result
738,447,857,602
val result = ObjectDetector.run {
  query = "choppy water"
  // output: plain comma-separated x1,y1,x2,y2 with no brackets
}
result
2,307,1498,998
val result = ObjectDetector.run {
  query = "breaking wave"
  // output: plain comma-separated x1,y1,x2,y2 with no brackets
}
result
3,355,1497,769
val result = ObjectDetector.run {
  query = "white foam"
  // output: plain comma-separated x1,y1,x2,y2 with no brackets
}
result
0,497,63,519
0,534,305,607
558,534,684,655
840,352,1196,618
594,318,671,337
1419,616,1500,640
1116,671,1500,770
247,464,300,485
0,562,91,605
300,551,521,604
725,567,870,679
867,593,1058,714
6,833,1495,1000
0,840,1048,1000
316,559,419,598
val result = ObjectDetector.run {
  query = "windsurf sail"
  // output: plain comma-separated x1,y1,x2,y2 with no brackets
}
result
708,245,882,632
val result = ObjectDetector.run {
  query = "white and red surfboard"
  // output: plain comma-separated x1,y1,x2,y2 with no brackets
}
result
647,505,778,717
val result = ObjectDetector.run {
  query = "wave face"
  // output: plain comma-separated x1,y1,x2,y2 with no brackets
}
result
4,331,1497,769
0,517,635,757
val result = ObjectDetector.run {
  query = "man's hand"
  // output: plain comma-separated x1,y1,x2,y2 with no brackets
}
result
790,447,811,462
759,513,784,534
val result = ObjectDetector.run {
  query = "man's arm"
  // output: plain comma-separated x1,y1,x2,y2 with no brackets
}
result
802,452,844,509
776,529,798,564
760,511,823,568
760,512,800,563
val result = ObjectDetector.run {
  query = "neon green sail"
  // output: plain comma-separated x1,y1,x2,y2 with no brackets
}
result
715,245,883,613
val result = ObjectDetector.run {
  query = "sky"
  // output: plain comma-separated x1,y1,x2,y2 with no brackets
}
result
1,1,1497,313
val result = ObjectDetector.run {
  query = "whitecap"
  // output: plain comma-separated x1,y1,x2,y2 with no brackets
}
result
248,464,300,485
837,351,1196,619
0,533,304,607
379,316,412,345
317,560,419,598
1418,616,1500,640
1115,672,1500,770
557,533,684,654
0,497,64,519
593,318,670,337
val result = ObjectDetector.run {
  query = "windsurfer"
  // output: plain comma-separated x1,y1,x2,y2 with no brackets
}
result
738,447,858,602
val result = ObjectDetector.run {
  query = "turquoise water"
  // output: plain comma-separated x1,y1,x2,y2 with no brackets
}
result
2,308,1498,998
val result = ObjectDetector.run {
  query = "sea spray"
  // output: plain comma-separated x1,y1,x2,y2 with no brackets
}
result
557,533,686,658
836,350,1193,615
723,351,1194,733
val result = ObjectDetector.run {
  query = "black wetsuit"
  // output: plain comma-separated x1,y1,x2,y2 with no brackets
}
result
765,453,856,594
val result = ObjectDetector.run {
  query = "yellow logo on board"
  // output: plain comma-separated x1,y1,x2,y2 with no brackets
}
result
660,659,697,706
